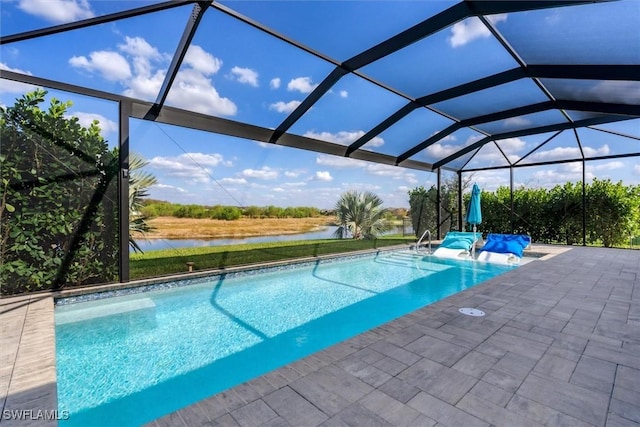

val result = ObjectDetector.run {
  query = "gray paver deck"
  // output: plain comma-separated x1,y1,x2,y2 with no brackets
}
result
1,245,639,426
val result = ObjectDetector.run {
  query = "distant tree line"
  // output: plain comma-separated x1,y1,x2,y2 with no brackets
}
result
140,200,327,220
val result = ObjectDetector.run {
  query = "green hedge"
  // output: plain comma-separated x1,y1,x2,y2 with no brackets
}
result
473,179,640,247
1,91,118,295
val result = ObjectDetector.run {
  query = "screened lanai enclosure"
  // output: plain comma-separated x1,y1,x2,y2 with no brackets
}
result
1,0,639,294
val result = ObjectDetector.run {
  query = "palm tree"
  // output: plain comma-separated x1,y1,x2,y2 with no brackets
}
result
129,152,157,252
333,190,391,239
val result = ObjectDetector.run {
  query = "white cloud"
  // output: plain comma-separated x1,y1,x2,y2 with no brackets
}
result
340,182,382,192
166,73,238,116
18,0,94,23
448,14,507,48
425,134,482,160
316,154,367,169
231,66,258,87
472,170,511,191
183,45,222,75
363,138,385,148
590,81,640,104
339,90,348,98
69,51,132,82
287,77,318,94
147,153,226,183
270,78,281,89
273,187,285,192
254,141,283,149
0,62,31,76
425,142,462,158
241,166,278,180
123,70,165,100
118,36,163,76
0,62,37,94
119,36,161,60
284,170,302,178
496,137,526,154
530,163,594,187
591,161,624,171
69,39,237,116
67,112,118,136
185,152,228,167
153,45,237,116
315,154,418,185
474,137,526,163
304,130,384,147
220,177,247,185
269,100,301,114
366,164,419,184
634,164,640,176
314,171,333,182
152,183,186,192
283,181,307,187
148,183,193,204
531,144,610,161
503,116,532,128
365,163,403,178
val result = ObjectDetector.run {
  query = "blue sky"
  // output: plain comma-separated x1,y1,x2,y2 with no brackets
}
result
1,0,638,209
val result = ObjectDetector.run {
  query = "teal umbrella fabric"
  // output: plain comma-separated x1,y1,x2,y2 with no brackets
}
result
466,183,482,228
466,183,482,257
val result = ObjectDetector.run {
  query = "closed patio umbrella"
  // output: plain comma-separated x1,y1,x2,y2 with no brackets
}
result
466,183,482,256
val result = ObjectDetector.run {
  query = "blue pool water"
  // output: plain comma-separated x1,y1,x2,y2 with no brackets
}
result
55,251,514,426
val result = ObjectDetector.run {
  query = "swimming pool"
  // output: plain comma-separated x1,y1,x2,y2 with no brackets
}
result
55,250,515,426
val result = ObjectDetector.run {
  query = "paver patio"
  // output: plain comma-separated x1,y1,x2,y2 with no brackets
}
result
1,245,638,426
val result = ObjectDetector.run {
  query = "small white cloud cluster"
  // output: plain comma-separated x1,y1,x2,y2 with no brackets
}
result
241,166,278,180
303,130,384,147
148,152,228,184
448,14,507,48
230,66,258,87
531,144,609,162
287,77,318,94
0,62,36,94
269,100,301,114
268,76,323,114
18,0,94,23
69,38,239,116
316,154,417,185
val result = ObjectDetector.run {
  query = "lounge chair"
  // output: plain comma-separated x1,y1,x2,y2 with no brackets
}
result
432,231,480,259
476,233,531,264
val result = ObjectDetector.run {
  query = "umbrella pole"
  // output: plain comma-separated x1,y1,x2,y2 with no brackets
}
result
472,224,476,259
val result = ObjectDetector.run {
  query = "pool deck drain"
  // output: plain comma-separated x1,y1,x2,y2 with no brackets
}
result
1,244,638,427
459,307,485,316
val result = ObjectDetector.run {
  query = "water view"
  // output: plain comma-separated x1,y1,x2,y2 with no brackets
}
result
134,225,411,252
133,226,340,252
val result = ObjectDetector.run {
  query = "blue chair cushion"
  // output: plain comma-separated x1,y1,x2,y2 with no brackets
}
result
480,234,531,257
439,232,477,250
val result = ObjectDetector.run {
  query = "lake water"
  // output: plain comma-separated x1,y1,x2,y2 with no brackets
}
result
133,226,340,252
133,225,410,252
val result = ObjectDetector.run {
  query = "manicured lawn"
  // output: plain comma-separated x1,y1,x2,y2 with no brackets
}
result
130,236,416,280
